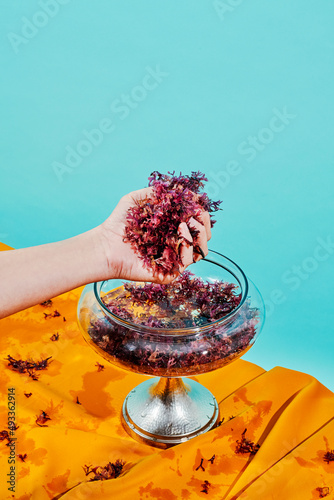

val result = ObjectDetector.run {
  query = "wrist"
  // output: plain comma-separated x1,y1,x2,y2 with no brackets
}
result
72,226,112,284
90,224,118,281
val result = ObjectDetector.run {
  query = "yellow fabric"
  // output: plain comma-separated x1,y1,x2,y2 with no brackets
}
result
0,242,13,251
0,243,334,499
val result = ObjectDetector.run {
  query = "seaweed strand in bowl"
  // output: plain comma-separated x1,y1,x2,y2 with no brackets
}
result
101,271,241,329
87,272,259,377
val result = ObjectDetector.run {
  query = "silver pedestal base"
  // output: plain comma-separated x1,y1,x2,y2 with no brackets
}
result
122,377,219,448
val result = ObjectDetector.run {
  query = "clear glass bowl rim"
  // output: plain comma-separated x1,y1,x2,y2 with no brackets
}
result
93,250,249,336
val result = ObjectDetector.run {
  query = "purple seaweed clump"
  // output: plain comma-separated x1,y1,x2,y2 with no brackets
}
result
124,171,222,275
88,274,258,376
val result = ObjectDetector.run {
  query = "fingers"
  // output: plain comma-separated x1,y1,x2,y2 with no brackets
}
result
153,270,180,285
188,217,209,262
177,215,209,272
128,186,154,203
196,210,212,241
121,187,211,283
130,187,153,200
178,222,194,272
192,194,212,241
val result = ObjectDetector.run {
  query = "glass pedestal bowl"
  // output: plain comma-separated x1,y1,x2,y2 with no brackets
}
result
77,251,265,448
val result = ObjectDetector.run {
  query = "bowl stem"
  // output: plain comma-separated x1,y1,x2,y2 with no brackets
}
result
122,376,219,448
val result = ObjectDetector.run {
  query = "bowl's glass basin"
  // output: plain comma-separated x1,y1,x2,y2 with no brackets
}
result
77,251,265,377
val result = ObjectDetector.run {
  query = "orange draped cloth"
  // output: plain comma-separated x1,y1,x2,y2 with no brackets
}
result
0,242,333,500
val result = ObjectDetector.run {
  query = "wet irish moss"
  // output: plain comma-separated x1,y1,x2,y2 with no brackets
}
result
87,273,258,377
124,171,222,275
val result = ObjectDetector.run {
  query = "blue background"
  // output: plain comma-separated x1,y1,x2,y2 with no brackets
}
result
1,1,333,389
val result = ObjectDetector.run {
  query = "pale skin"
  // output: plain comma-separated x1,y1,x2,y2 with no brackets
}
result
0,187,212,319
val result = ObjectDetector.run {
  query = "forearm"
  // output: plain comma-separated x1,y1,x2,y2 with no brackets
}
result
0,226,108,318
0,185,212,319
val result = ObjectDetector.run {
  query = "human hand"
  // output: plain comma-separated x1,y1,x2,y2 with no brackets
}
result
99,187,212,284
0,186,212,318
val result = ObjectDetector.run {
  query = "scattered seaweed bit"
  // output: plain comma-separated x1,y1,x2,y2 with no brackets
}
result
6,355,52,380
44,310,61,320
27,370,39,381
82,465,92,476
18,454,27,462
83,464,93,476
0,430,11,443
229,415,235,421
1,430,15,446
208,455,216,464
40,357,52,368
316,486,331,498
324,450,334,464
83,460,125,481
235,428,260,456
196,458,205,472
40,300,53,307
200,480,211,494
24,392,32,398
50,333,59,341
95,362,105,372
35,411,51,427
124,171,222,276
216,418,225,427
63,316,66,322
76,396,81,405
